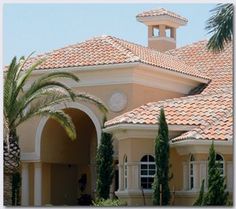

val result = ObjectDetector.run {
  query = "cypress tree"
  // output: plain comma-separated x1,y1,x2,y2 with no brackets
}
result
193,179,205,206
152,108,171,205
203,142,229,205
96,128,114,200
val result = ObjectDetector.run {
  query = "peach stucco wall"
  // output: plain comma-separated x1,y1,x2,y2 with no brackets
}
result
18,66,231,206
117,136,233,206
148,38,176,52
19,79,183,156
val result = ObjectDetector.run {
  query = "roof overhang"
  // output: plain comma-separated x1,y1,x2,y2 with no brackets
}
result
139,63,209,84
170,139,233,155
103,123,197,140
26,62,209,95
136,15,187,28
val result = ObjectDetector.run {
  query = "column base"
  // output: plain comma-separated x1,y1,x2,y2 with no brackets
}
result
115,189,152,206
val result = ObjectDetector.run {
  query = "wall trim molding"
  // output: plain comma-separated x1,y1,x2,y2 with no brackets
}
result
171,140,233,155
149,36,176,43
28,62,208,94
104,124,197,140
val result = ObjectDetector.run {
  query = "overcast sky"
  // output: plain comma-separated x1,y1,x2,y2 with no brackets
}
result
3,3,216,65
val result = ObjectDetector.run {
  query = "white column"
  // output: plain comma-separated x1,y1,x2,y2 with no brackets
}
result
127,163,132,190
193,162,199,190
118,164,124,191
226,161,233,191
109,169,116,199
21,163,29,206
34,162,42,206
129,162,139,190
182,162,188,190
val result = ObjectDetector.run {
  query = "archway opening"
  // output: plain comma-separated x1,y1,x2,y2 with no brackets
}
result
40,108,97,206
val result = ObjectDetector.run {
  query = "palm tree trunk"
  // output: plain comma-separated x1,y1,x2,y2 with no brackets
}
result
4,131,21,206
4,173,12,206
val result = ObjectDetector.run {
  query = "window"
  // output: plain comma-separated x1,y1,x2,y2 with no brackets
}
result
189,155,195,190
153,26,160,37
140,155,156,189
216,153,224,176
124,155,128,189
165,28,171,38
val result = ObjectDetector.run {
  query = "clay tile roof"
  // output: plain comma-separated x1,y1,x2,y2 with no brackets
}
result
136,8,188,22
105,40,232,141
105,92,232,128
22,35,208,81
172,110,232,141
167,40,232,94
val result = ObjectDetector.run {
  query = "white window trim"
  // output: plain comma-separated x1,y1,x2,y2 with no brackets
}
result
216,153,225,177
124,156,128,190
189,155,195,190
140,155,156,190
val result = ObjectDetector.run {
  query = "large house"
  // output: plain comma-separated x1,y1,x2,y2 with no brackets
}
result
13,8,232,206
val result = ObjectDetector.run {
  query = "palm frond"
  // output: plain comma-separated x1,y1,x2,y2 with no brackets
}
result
15,90,75,126
75,92,108,114
15,52,35,81
4,55,44,124
206,3,233,52
36,71,79,83
16,86,73,117
23,78,77,102
4,57,18,112
5,54,106,143
15,58,45,98
20,107,77,140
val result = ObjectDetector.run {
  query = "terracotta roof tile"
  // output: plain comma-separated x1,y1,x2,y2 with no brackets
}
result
172,110,232,141
105,92,232,128
136,8,188,22
23,35,208,80
167,40,232,94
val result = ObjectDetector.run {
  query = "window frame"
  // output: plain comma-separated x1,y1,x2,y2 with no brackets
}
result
124,155,128,190
216,153,224,177
189,154,195,190
140,155,156,190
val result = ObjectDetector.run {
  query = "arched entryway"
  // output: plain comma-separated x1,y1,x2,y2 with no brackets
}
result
40,106,100,205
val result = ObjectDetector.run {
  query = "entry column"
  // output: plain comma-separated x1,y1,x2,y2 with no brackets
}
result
34,162,42,206
21,162,29,206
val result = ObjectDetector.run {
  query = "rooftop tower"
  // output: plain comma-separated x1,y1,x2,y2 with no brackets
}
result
136,8,188,52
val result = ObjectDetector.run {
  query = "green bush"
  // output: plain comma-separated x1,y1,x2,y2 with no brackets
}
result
92,198,127,206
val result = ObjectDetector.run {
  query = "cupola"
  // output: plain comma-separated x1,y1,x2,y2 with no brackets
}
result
136,8,188,52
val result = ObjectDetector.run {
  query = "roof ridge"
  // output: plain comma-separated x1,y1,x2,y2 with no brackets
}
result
106,36,209,79
110,35,163,55
136,7,188,22
103,36,140,62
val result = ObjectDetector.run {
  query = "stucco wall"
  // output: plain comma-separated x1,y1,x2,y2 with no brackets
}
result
19,78,183,155
18,117,40,153
41,108,95,164
148,38,176,52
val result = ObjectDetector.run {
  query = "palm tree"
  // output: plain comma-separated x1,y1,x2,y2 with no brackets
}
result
206,3,233,52
4,55,107,205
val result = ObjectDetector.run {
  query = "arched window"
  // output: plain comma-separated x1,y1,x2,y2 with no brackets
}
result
124,155,128,189
216,153,224,176
140,155,156,189
189,154,195,190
